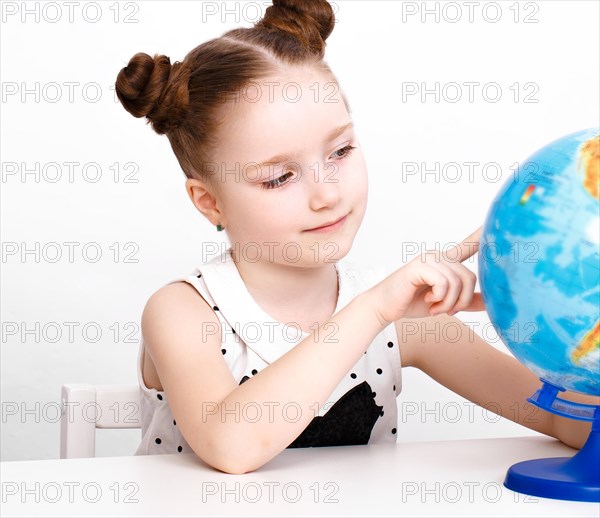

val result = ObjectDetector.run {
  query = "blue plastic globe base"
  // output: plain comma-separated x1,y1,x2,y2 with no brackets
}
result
504,430,600,502
503,379,600,502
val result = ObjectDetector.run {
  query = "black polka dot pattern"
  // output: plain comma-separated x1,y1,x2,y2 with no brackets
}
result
143,268,404,454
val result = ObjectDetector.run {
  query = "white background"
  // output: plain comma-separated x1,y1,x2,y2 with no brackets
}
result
1,0,598,461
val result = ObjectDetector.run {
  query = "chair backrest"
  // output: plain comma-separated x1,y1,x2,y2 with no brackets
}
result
60,383,141,459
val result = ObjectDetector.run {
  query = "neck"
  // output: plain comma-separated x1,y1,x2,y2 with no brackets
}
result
230,247,340,315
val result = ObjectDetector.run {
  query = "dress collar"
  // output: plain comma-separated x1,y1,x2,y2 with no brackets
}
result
199,247,347,364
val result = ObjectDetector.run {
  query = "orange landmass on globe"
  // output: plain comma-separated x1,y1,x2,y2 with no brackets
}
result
572,319,600,364
578,134,600,200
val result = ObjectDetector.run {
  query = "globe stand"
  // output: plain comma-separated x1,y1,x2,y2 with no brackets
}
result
504,378,600,502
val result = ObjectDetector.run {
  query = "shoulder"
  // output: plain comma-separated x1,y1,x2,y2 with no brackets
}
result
141,280,221,351
144,280,213,317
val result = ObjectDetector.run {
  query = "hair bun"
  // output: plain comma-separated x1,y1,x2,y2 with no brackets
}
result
259,0,335,56
115,52,189,135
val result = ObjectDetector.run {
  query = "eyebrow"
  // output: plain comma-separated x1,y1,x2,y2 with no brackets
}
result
255,121,354,168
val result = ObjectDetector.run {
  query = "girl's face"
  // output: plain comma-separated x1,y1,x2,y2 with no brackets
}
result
206,66,368,267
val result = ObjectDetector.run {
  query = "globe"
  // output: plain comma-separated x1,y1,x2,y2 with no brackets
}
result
478,127,600,397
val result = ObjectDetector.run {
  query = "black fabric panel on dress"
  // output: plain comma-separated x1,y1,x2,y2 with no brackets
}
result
238,376,382,447
287,381,382,448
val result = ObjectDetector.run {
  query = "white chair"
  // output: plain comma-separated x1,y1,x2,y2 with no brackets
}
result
60,383,141,459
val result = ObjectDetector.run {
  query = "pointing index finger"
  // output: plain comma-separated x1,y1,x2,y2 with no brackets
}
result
443,226,482,263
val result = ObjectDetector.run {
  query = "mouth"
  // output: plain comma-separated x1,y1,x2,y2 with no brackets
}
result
304,213,349,233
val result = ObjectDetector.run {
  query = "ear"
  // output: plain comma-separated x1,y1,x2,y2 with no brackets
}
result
185,178,224,227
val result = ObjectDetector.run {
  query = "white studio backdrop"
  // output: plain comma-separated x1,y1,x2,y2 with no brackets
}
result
1,1,598,461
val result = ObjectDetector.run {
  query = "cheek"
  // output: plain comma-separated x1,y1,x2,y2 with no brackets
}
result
345,156,368,194
239,192,298,231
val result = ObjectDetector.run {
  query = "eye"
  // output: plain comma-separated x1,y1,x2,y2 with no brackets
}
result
261,171,295,190
331,144,356,160
260,144,357,190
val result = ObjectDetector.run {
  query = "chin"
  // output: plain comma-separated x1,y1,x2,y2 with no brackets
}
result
310,235,355,266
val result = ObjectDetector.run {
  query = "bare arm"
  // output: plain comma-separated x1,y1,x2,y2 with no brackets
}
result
397,313,600,449
145,227,494,474
143,282,387,475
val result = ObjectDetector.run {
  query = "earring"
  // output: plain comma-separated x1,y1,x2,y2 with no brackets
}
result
216,224,224,232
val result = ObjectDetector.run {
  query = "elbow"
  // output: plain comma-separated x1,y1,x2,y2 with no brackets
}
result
208,447,258,475
192,448,251,475
205,455,263,475
193,433,268,475
216,447,269,475
216,462,258,475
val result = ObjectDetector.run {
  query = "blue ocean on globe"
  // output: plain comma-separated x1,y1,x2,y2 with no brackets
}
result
479,127,600,396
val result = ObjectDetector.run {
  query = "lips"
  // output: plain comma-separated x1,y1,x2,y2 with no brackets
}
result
305,213,348,231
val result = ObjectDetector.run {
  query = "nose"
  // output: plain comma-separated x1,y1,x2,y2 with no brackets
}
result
306,162,342,211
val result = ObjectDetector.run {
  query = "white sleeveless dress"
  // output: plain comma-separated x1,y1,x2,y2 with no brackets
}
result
134,247,402,455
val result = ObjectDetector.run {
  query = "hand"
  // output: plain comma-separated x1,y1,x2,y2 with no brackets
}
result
369,227,486,324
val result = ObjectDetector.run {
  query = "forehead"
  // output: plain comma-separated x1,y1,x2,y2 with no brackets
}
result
216,67,350,160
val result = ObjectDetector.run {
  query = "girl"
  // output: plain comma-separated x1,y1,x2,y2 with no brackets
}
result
115,0,597,474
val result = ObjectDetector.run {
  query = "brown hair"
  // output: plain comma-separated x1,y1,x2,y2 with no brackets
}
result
115,0,346,182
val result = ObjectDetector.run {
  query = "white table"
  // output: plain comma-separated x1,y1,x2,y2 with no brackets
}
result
2,436,599,517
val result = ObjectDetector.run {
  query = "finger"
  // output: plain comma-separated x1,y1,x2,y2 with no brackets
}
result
420,272,449,303
427,263,463,315
450,293,486,314
462,293,486,312
409,261,451,304
445,265,477,314
443,226,482,264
